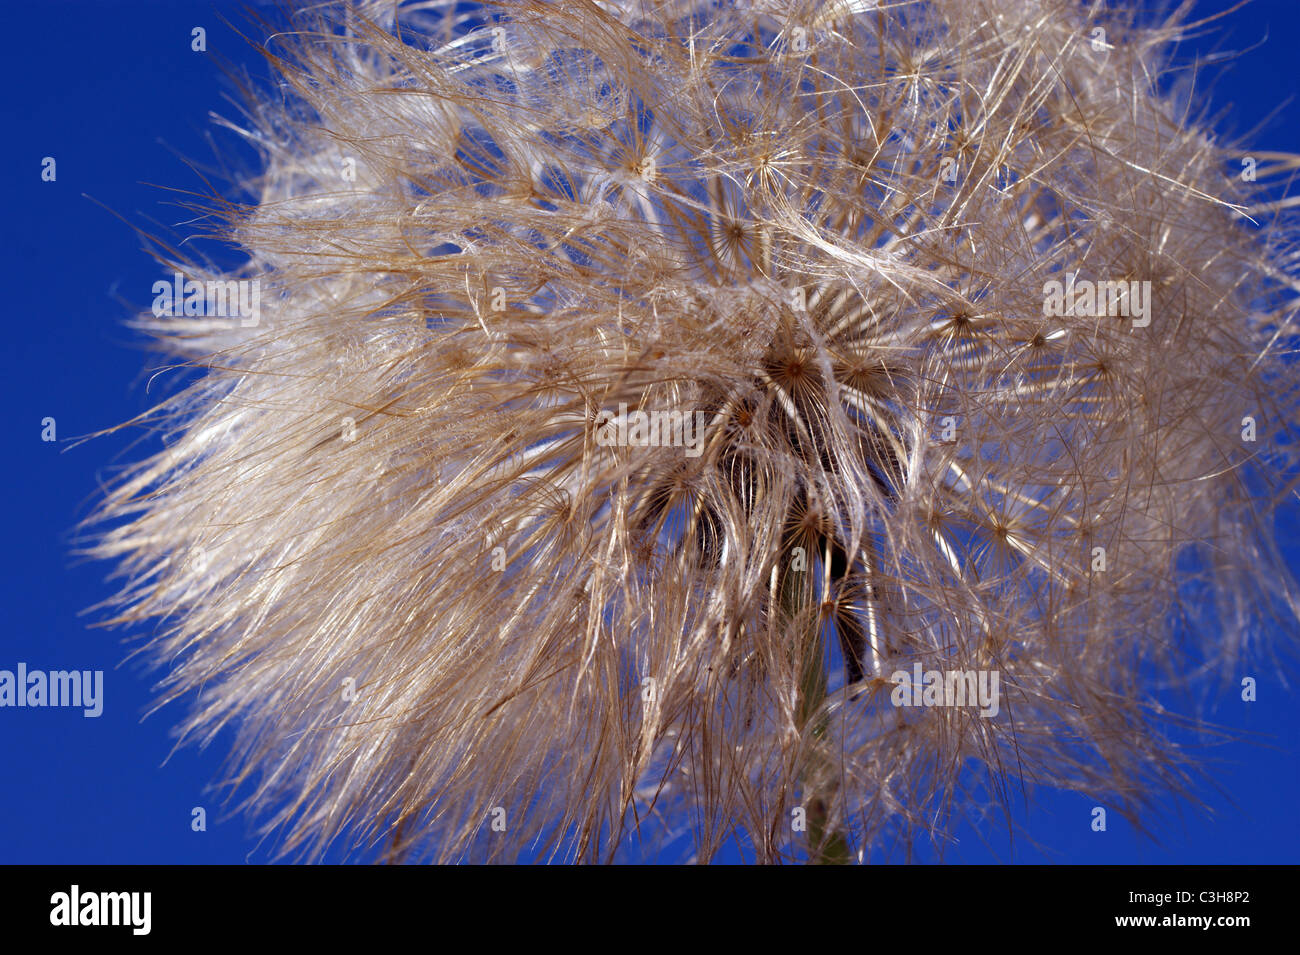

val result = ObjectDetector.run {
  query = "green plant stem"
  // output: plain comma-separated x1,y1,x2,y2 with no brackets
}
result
784,537,851,865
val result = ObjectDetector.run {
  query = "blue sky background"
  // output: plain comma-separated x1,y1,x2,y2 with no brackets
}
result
0,0,1296,864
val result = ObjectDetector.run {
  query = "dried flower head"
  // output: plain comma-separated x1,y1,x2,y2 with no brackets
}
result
94,0,1299,863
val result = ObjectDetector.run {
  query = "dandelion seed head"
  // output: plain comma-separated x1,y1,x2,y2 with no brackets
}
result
94,0,1300,862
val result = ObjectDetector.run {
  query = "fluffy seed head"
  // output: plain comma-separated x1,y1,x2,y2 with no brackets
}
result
94,0,1300,862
